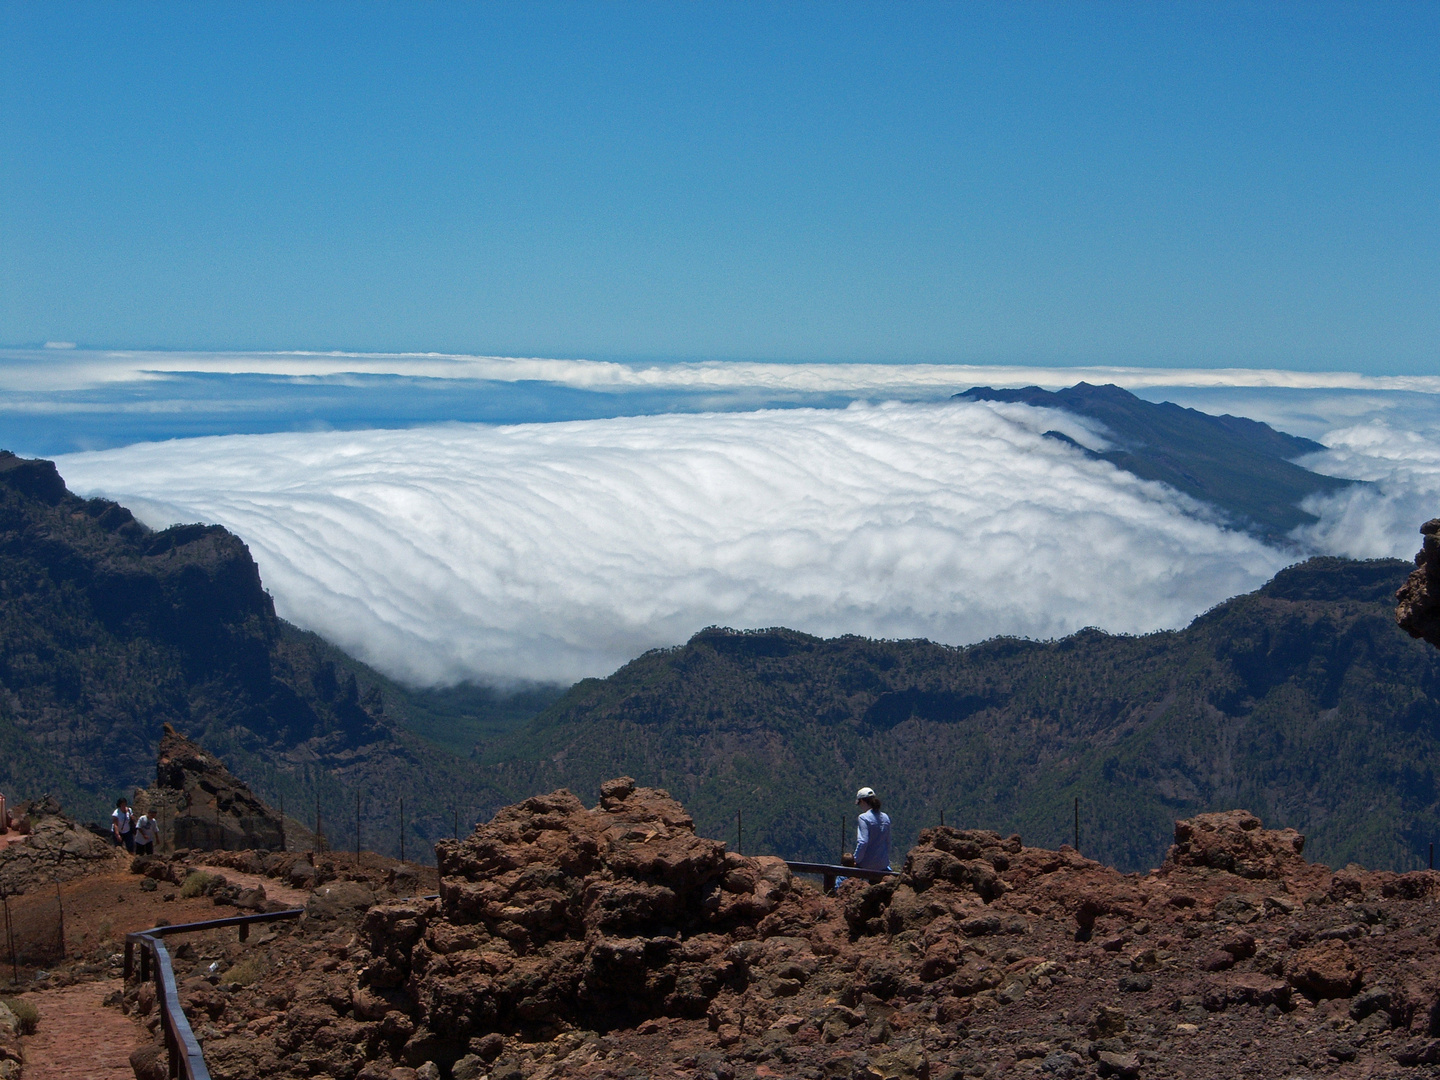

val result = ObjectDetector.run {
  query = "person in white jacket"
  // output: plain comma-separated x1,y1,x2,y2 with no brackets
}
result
847,786,892,872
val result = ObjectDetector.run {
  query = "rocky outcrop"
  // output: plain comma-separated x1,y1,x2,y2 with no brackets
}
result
0,794,115,895
137,724,285,851
1397,519,1440,648
1162,810,1309,880
114,795,1440,1080
361,777,808,1058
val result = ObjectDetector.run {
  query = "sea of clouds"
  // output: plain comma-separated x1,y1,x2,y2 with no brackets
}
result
37,352,1440,688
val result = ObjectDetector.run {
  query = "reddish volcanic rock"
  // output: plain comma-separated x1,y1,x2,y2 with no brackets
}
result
361,778,810,1060
1287,939,1365,999
1397,518,1440,648
112,790,1440,1080
1163,810,1309,880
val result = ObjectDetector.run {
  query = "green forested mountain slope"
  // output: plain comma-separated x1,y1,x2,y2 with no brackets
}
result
0,451,515,855
484,557,1435,872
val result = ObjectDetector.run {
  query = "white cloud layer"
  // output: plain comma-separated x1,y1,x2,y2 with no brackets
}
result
8,348,1440,396
56,400,1297,686
1291,416,1440,560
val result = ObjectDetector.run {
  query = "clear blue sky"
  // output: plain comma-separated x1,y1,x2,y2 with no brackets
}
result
1,2,1435,371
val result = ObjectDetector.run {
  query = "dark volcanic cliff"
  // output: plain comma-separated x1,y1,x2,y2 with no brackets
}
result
0,450,503,853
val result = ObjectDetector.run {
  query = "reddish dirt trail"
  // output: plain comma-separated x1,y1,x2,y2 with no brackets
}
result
16,978,145,1080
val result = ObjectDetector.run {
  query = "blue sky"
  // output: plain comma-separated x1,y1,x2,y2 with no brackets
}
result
3,2,1436,371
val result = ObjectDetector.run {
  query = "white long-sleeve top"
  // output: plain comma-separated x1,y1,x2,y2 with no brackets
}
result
853,808,892,872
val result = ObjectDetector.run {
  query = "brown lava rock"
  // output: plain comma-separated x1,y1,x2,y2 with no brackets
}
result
112,791,1440,1080
1397,518,1440,648
1163,809,1308,880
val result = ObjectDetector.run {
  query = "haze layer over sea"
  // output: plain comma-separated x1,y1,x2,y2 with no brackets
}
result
8,350,1438,686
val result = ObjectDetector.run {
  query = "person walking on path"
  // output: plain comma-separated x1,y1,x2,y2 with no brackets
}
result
845,786,892,873
111,796,135,853
133,810,158,856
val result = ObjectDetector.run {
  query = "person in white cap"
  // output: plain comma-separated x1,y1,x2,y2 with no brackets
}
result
846,786,892,873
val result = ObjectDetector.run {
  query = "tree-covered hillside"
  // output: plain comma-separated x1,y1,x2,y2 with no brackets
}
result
0,451,518,856
484,556,1436,872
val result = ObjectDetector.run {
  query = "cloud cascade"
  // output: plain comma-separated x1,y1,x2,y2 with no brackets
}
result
57,400,1291,686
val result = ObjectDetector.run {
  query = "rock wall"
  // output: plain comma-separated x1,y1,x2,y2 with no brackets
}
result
0,795,115,895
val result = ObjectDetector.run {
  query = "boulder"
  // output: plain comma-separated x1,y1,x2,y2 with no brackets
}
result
1286,941,1364,999
1162,810,1308,879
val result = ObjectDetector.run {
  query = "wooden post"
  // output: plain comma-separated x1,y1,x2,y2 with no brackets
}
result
1073,797,1079,854
399,797,405,864
355,791,361,866
55,879,65,960
2,884,18,984
1430,842,1434,871
454,807,459,840
278,793,286,852
316,793,323,853
736,809,743,856
839,815,844,862
940,808,945,828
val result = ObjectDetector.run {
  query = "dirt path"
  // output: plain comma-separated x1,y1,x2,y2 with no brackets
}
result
16,978,145,1080
192,864,310,908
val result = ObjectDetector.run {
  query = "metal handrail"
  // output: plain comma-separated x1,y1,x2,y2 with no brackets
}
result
124,907,304,1080
784,860,895,893
121,897,441,1080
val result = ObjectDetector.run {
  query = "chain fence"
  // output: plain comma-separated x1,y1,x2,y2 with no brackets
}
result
0,880,65,982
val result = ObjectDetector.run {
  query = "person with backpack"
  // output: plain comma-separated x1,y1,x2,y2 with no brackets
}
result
111,796,135,853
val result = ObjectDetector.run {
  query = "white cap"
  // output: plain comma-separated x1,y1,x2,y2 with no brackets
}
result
856,787,876,801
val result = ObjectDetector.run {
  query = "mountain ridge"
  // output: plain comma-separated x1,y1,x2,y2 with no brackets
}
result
956,382,1353,541
481,554,1434,873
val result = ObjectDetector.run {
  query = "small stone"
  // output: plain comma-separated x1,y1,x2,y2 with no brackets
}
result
1328,1042,1358,1063
1199,950,1235,972
469,1034,505,1062
451,1054,486,1080
1096,1050,1140,1078
1087,1006,1127,1039
1118,974,1152,993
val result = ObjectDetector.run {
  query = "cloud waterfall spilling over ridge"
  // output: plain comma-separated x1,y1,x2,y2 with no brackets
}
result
56,401,1293,685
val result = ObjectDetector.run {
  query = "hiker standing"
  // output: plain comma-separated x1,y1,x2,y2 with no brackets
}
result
112,797,136,853
133,810,159,856
847,786,892,873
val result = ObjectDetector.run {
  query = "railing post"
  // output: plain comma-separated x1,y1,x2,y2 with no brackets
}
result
124,939,133,980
